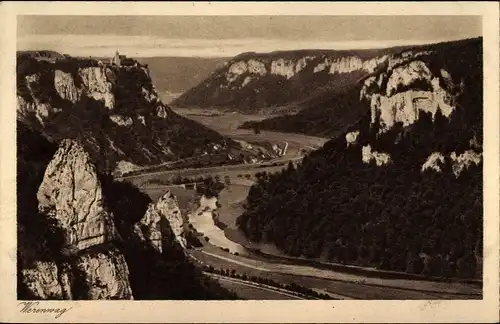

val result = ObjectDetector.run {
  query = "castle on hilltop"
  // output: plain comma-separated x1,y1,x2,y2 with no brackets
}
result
110,50,136,67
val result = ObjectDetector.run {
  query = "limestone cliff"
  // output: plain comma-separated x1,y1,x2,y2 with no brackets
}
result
239,38,482,145
361,58,457,134
16,53,237,174
37,139,118,253
172,48,404,113
18,133,235,300
19,139,133,300
134,191,187,253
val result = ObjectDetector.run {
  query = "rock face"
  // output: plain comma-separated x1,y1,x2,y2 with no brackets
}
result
172,48,404,113
78,67,115,109
450,150,482,177
345,131,360,148
361,144,391,166
21,139,134,300
361,58,457,134
134,191,186,252
239,38,481,140
54,70,81,103
421,152,446,172
37,139,118,253
20,261,71,299
73,249,133,299
16,53,234,172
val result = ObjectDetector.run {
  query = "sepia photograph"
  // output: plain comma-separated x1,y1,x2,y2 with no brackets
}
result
1,1,499,323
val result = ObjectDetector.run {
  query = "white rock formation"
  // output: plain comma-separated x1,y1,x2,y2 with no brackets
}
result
242,76,253,87
17,95,55,126
109,115,133,127
135,191,186,252
421,152,446,172
37,139,118,252
363,59,456,134
295,56,315,74
313,58,331,73
54,70,80,103
247,59,267,75
18,74,62,125
78,67,115,109
20,261,71,299
361,145,391,166
387,50,434,70
329,56,364,74
345,131,360,147
74,249,133,300
314,55,388,75
450,150,482,177
386,61,432,96
137,115,146,126
271,58,296,79
22,140,135,300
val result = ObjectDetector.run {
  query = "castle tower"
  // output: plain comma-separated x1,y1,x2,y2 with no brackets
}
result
112,50,121,66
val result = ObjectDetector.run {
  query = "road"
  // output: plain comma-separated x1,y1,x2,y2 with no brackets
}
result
205,273,306,300
118,155,304,181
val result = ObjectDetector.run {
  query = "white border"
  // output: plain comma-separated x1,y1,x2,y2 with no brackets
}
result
0,2,498,323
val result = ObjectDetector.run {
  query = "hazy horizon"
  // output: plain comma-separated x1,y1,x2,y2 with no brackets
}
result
17,15,482,58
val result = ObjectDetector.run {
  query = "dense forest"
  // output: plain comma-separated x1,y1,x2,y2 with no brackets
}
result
237,39,483,279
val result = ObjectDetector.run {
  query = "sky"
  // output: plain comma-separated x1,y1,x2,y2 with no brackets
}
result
17,16,482,58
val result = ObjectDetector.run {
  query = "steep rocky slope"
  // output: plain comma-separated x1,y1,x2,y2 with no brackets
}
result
17,126,237,300
172,47,410,113
16,52,239,174
240,38,481,137
236,38,483,279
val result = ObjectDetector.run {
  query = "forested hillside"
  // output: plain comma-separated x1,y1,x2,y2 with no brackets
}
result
237,38,483,279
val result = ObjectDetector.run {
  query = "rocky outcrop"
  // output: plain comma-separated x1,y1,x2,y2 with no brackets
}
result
73,249,133,299
172,48,404,112
21,139,134,300
37,139,118,253
345,131,360,148
109,115,133,127
16,53,234,172
421,152,446,172
450,150,482,177
54,70,80,103
78,67,115,109
20,261,71,299
361,58,457,134
134,191,186,252
421,150,482,177
361,145,391,166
